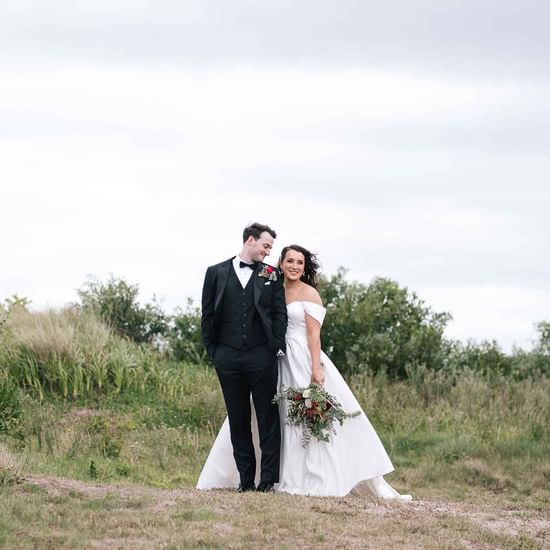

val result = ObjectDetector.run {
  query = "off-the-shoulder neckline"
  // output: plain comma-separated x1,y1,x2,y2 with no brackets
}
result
286,300,326,308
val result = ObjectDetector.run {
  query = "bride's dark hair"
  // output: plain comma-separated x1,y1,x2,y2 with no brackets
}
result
279,244,320,288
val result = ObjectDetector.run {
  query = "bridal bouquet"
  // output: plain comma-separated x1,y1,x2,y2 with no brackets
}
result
273,384,361,448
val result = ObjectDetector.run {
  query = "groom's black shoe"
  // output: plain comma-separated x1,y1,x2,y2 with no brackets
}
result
256,482,275,493
237,482,256,493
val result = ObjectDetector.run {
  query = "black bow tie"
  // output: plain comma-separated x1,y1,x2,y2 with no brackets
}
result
239,261,256,270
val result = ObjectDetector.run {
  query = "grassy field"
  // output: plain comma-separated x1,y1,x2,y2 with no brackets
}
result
1,308,549,548
1,369,549,549
1,475,548,549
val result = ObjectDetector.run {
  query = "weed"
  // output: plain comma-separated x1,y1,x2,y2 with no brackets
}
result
0,444,23,485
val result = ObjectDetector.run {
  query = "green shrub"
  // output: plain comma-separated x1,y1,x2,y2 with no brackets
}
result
0,377,23,437
319,270,450,378
77,275,167,344
442,339,513,377
166,299,207,364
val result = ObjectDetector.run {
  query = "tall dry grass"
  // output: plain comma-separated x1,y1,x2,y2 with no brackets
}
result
351,366,550,496
0,443,23,485
0,307,216,401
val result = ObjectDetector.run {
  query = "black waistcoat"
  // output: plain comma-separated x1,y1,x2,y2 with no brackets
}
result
217,267,268,349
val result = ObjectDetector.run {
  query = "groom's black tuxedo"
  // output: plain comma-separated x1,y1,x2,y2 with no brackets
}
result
201,257,287,487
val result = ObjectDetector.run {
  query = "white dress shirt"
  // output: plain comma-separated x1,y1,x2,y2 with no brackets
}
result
232,255,255,288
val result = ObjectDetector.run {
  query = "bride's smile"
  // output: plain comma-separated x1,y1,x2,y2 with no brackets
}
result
280,249,305,281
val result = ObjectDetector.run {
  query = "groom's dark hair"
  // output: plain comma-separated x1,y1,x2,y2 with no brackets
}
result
243,222,277,242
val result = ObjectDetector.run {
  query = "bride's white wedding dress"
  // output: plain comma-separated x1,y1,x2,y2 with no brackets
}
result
197,301,412,500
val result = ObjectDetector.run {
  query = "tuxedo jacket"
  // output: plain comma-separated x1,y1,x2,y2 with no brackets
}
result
201,257,287,360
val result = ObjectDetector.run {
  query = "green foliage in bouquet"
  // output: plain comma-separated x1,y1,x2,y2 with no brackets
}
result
273,384,360,447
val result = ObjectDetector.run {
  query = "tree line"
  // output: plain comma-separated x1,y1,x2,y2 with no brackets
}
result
51,272,550,380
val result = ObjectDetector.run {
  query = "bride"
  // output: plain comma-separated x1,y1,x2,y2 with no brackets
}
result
197,244,411,500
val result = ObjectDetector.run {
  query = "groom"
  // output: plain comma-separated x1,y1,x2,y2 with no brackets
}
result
201,222,287,492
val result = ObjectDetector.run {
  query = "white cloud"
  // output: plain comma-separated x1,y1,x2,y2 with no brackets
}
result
1,45,549,354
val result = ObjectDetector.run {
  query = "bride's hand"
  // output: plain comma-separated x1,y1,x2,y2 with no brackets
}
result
311,368,325,386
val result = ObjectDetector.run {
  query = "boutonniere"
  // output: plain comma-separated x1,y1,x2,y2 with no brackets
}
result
258,264,278,281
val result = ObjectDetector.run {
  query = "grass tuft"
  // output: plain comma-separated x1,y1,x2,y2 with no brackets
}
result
0,444,24,485
458,458,512,492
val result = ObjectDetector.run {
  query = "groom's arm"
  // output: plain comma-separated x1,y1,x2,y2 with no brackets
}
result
201,266,217,361
270,271,288,354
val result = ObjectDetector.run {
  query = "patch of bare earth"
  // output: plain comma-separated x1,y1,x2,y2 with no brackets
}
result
24,475,550,549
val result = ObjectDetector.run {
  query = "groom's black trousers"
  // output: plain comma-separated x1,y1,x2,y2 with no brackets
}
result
213,343,280,485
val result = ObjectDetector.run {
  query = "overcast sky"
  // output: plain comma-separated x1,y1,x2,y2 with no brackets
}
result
1,1,549,352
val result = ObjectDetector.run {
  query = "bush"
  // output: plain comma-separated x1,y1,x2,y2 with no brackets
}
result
319,270,451,378
77,276,167,344
525,321,550,377
441,322,550,380
166,299,207,364
442,339,513,377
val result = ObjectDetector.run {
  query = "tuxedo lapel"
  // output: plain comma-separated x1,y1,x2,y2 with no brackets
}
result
215,259,232,312
253,264,263,306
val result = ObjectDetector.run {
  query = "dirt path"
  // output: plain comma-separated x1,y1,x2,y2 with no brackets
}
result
23,475,550,549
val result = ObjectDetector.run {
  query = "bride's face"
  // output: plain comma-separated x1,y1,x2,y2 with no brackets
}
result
281,249,305,281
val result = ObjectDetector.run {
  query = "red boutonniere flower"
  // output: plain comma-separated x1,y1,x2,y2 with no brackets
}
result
258,264,277,281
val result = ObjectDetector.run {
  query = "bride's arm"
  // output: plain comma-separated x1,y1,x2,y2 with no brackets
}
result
305,313,324,385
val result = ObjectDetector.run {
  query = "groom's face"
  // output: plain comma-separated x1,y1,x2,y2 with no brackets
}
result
247,231,274,263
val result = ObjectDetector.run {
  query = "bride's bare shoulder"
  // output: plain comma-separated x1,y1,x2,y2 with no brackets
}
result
298,284,323,306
